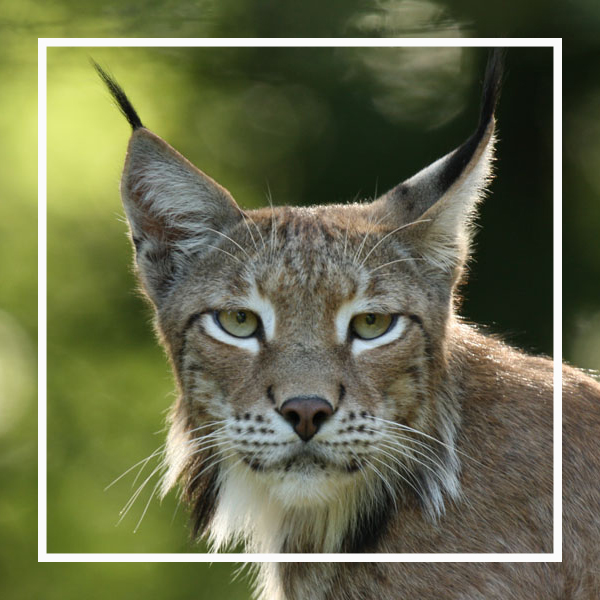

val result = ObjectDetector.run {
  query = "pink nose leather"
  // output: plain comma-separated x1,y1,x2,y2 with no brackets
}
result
279,396,334,442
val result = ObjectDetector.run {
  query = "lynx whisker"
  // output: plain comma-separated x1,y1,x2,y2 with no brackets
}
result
353,209,382,265
188,450,238,490
342,212,352,261
361,456,399,511
180,242,244,265
118,461,166,525
133,474,167,533
233,205,260,252
369,416,482,466
265,184,277,263
187,428,232,451
104,443,166,492
378,440,449,486
372,425,446,459
347,449,370,483
371,448,427,505
188,439,232,457
196,226,252,260
359,219,432,268
369,416,455,450
353,206,395,266
372,177,379,203
368,257,424,275
130,450,166,490
247,212,267,253
186,426,229,445
363,425,445,464
184,420,228,438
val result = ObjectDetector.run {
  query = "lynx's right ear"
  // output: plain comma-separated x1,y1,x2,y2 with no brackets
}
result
370,49,504,276
95,64,243,305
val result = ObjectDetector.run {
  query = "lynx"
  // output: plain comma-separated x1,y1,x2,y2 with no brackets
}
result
97,50,600,600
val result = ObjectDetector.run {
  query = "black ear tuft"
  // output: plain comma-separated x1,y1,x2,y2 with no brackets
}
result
478,48,505,134
92,60,144,130
431,48,504,195
370,48,506,273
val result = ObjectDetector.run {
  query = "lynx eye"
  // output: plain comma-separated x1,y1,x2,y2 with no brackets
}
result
351,313,394,340
215,310,259,338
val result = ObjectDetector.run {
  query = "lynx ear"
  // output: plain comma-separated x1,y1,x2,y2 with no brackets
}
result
371,49,504,274
121,129,243,301
95,63,243,304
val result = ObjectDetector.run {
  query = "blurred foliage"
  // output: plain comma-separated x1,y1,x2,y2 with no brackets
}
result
1,1,600,600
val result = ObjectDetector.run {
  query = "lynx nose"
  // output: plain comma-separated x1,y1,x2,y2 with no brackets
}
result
279,396,334,442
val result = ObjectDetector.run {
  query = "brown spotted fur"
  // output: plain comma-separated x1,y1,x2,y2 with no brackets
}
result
98,53,600,600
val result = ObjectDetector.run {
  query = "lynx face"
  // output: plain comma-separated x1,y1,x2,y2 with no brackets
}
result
163,204,452,510
96,52,502,553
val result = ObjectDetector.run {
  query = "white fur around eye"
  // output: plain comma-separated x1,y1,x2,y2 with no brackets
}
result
351,315,408,356
202,313,260,354
335,297,374,344
244,286,276,341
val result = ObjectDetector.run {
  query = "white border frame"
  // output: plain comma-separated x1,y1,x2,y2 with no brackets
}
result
38,37,562,563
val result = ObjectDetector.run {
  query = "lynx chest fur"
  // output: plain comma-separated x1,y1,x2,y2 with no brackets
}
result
97,52,600,600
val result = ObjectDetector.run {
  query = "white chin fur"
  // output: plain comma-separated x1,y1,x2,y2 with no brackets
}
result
264,468,352,508
208,460,368,554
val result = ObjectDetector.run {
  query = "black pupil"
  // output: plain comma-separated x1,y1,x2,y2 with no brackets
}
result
366,314,376,326
236,311,247,324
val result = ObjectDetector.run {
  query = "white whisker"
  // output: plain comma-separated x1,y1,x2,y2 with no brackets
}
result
197,226,251,259
181,242,243,265
133,474,166,533
369,416,457,454
234,206,259,253
363,425,444,463
188,449,238,489
265,189,277,264
370,451,425,505
118,462,166,525
360,219,432,268
378,440,448,486
105,444,165,492
369,257,424,274
185,421,228,437
362,456,398,511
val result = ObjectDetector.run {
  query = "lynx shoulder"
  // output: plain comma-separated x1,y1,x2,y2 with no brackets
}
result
96,51,600,600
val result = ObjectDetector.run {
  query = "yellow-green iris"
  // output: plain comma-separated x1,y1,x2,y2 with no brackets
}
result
216,310,259,338
351,313,393,340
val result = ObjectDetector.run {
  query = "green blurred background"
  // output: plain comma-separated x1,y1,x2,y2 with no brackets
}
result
3,0,600,599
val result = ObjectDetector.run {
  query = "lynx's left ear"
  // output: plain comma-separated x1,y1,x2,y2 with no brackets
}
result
371,49,504,275
95,63,244,305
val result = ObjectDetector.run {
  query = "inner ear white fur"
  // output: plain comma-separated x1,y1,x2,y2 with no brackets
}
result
414,128,496,272
201,313,260,354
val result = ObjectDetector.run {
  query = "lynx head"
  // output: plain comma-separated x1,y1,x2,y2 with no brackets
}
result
97,51,502,553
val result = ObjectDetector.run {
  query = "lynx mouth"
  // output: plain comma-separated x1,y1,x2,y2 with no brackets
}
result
240,445,363,476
